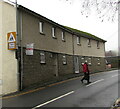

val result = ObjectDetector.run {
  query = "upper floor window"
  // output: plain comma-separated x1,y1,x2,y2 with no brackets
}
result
39,22,44,33
52,27,56,38
62,31,65,41
87,39,91,47
77,36,81,45
97,41,100,49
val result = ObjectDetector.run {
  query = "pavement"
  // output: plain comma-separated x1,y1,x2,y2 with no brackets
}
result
2,68,117,98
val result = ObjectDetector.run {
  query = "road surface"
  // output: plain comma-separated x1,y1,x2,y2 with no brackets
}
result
2,70,119,108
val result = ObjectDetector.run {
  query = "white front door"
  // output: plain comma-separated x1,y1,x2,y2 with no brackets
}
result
74,56,79,73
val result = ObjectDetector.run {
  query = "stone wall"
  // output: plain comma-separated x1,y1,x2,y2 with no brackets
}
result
22,48,106,89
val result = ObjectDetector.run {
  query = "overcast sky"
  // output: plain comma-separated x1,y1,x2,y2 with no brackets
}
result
7,0,118,52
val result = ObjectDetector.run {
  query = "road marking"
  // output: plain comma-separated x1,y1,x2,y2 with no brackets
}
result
86,79,104,87
111,75,118,78
32,91,74,109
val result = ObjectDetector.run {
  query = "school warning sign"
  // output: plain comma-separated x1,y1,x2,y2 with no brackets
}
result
7,32,17,50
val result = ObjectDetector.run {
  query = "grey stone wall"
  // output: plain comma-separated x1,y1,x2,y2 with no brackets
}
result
22,48,106,89
72,56,106,73
23,49,56,88
79,56,106,73
22,49,74,88
58,54,73,76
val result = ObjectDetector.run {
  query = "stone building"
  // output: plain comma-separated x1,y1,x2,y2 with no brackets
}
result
0,1,106,95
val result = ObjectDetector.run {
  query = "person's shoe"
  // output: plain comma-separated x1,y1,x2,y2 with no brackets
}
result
81,80,83,83
87,82,91,84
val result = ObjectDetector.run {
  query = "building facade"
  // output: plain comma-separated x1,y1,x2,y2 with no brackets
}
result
0,1,18,95
18,6,106,89
1,1,106,95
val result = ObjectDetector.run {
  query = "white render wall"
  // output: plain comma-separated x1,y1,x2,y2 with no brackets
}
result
0,1,18,95
0,0,3,96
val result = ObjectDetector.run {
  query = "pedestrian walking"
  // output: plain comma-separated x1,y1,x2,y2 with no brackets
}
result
81,62,91,84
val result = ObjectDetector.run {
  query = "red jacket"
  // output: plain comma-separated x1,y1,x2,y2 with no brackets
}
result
82,63,89,73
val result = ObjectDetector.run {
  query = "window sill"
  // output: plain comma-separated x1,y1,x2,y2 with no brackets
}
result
52,36,57,39
98,63,100,66
40,62,46,65
88,63,92,66
97,47,100,49
40,32,45,35
62,40,66,42
77,43,81,46
88,45,91,47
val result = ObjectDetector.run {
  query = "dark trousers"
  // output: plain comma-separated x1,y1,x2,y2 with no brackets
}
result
81,72,90,83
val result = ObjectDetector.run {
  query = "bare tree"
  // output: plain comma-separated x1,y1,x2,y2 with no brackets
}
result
62,0,119,22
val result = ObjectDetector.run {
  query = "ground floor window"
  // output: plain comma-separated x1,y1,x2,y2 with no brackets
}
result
98,58,101,65
81,57,85,65
62,55,67,65
88,57,92,65
40,51,46,64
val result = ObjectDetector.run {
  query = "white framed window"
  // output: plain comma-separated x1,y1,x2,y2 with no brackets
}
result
77,36,81,45
39,22,44,33
40,51,45,64
62,31,65,41
98,58,100,65
52,27,56,38
87,39,91,47
88,58,92,65
62,55,67,65
97,41,100,49
81,57,85,65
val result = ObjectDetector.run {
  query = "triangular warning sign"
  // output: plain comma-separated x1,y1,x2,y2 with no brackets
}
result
8,33,16,42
